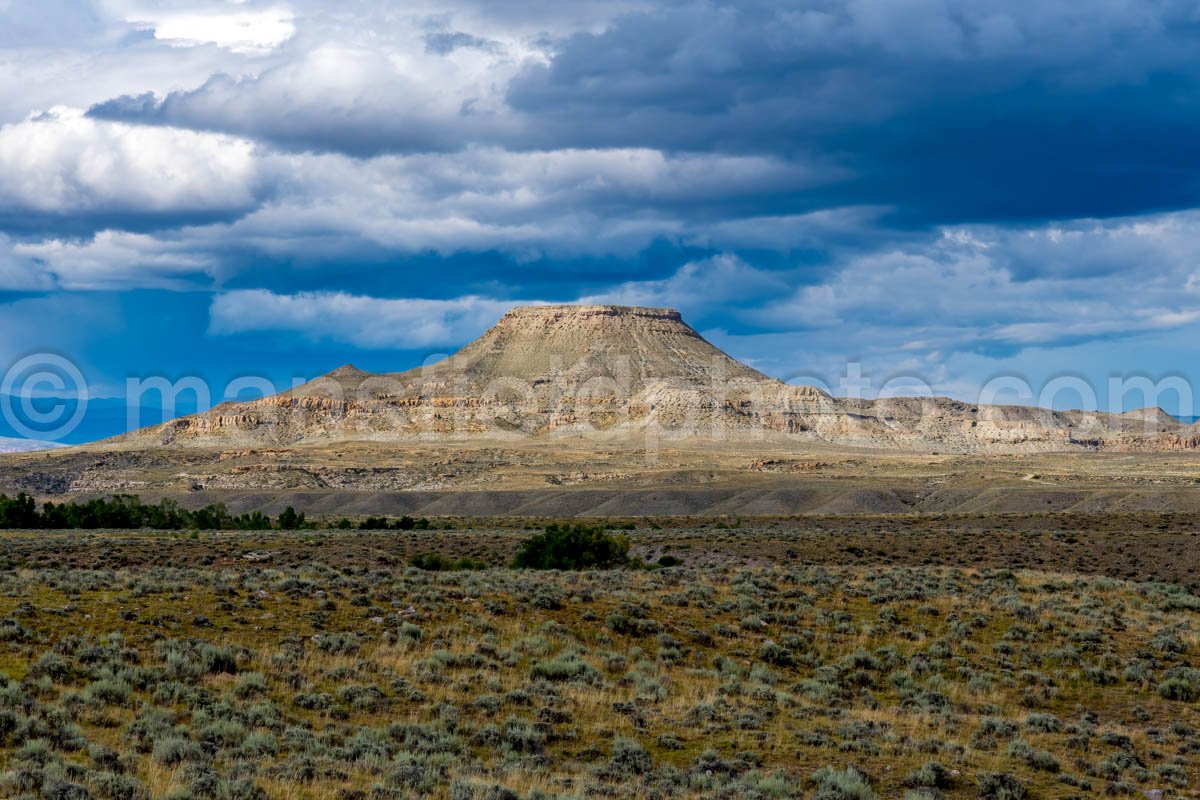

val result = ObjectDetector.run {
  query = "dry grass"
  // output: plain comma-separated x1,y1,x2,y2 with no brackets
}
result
0,529,1194,798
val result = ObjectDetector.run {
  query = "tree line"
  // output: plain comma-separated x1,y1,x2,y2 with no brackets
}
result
0,493,434,531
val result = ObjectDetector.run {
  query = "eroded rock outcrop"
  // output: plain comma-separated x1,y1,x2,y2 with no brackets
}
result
111,304,1197,455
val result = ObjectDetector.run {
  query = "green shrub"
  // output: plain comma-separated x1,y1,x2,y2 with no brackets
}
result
233,672,267,699
397,623,422,647
512,523,632,570
152,736,204,766
358,515,432,530
530,655,600,683
1159,676,1199,702
758,641,796,668
1008,739,1060,772
810,765,879,800
976,772,1027,799
84,678,132,706
276,506,305,529
904,761,954,789
607,737,653,775
1023,713,1062,733
93,771,150,800
410,553,486,571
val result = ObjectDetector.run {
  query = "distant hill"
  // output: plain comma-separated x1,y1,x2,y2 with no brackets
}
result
1,304,1199,505
0,437,65,454
110,303,1197,454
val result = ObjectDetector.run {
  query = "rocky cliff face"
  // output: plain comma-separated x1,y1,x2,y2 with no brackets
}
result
116,304,1197,454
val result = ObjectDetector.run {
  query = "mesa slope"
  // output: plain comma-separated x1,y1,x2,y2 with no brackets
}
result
109,304,1200,452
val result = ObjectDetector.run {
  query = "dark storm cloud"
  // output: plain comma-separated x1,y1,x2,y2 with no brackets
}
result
504,0,1200,224
828,77,1200,225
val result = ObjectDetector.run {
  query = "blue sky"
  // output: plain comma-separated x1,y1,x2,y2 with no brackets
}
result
3,0,1200,441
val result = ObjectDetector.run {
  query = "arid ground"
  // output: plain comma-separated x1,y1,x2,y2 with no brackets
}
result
0,517,1196,799
8,441,1200,517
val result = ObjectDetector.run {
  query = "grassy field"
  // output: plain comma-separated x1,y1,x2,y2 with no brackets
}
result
0,524,1196,798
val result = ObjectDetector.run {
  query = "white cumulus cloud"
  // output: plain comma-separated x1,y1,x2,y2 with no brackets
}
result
582,253,789,309
124,5,295,54
220,147,833,259
0,107,260,216
15,230,217,290
209,290,536,348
